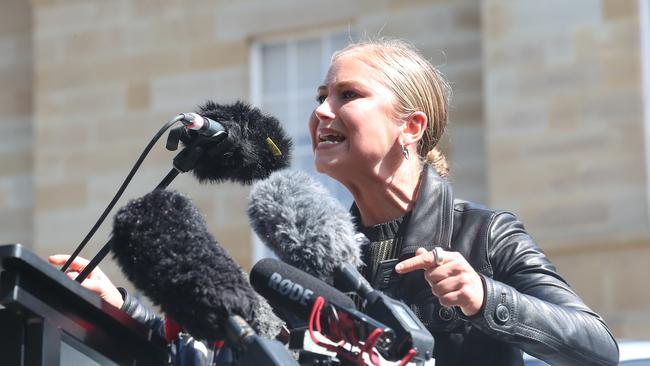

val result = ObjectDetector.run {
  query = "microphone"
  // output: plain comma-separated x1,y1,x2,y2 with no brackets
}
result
250,258,357,320
247,169,362,283
250,258,396,356
111,189,294,365
336,263,433,363
178,101,293,185
248,170,434,363
67,101,292,281
179,112,226,138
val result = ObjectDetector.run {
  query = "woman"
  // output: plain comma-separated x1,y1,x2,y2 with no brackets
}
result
52,38,619,365
308,39,618,365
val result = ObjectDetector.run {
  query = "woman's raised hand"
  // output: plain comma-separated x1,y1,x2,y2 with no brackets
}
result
395,247,484,316
48,254,124,309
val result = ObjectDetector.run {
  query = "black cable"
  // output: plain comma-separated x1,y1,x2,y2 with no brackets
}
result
61,115,184,273
75,167,179,282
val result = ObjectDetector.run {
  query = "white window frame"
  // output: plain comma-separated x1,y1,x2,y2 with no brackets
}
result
641,0,650,222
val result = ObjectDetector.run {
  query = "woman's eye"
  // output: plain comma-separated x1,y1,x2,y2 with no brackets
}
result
316,95,327,104
341,90,358,100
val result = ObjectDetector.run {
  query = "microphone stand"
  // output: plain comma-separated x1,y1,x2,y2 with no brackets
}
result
75,130,228,283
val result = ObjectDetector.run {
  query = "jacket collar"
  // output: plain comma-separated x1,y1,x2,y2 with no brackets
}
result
350,164,454,258
399,163,454,258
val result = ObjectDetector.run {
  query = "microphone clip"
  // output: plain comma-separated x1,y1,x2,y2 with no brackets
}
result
165,116,230,173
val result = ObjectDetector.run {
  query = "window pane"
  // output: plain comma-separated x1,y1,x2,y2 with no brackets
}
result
262,100,289,129
331,33,352,54
262,44,287,93
293,95,317,146
296,39,324,90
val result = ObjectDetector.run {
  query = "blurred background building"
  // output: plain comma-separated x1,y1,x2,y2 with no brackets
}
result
1,0,648,338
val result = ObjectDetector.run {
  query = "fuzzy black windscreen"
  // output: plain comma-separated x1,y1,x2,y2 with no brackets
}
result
188,101,293,185
111,189,259,341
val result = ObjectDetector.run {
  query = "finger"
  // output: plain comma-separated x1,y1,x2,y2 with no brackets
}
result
48,254,72,264
395,247,438,273
50,255,90,271
431,276,463,297
438,290,463,308
66,272,101,292
64,270,79,280
425,263,462,285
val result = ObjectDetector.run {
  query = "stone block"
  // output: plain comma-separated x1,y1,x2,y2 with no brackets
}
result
602,0,638,20
608,246,650,312
0,88,32,116
36,179,87,211
0,175,33,209
151,67,247,113
187,41,248,71
214,0,382,42
548,250,611,314
488,100,548,136
363,4,455,41
214,184,251,227
34,207,99,249
0,0,32,35
0,35,32,69
34,1,127,36
602,53,641,88
451,0,481,31
0,207,33,246
0,119,32,154
214,226,253,270
126,81,150,111
448,93,483,127
34,119,89,151
482,1,511,40
62,27,125,60
38,82,126,118
508,0,601,36
0,151,32,177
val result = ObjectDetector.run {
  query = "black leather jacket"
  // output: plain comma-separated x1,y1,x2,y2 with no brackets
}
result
368,164,619,365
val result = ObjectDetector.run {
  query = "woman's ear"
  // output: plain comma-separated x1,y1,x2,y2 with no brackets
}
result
401,111,427,147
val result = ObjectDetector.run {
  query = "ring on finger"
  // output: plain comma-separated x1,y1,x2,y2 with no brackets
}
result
432,247,444,266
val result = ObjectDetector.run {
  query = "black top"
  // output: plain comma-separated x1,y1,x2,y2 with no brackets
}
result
351,205,411,286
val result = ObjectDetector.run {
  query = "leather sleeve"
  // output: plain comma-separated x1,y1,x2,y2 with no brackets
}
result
118,287,165,337
467,212,619,366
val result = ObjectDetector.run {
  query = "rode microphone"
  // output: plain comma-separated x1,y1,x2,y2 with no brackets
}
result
250,258,397,364
250,258,357,320
336,263,433,364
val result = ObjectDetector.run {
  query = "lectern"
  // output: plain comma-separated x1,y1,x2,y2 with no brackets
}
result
0,244,169,365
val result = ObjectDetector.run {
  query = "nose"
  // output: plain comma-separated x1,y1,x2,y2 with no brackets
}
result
314,98,335,122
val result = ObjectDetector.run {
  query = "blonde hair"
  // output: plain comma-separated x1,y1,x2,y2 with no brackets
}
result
332,39,451,177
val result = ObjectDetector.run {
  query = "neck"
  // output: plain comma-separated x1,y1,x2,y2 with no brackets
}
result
345,159,423,227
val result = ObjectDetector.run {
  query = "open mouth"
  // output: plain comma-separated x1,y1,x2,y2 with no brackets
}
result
318,132,346,144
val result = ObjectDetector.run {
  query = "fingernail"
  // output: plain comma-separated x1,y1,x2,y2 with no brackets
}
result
395,264,403,272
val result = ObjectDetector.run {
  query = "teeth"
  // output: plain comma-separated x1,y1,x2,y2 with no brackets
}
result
318,133,345,143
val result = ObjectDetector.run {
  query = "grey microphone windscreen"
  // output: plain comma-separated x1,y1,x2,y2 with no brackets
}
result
247,170,362,283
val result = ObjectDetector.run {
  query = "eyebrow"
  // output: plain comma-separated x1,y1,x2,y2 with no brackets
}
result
317,80,362,93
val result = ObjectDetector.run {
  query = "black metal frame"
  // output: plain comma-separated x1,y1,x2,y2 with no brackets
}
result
0,244,168,366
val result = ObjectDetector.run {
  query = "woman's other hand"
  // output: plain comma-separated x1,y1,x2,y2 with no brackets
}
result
395,247,484,316
48,254,124,309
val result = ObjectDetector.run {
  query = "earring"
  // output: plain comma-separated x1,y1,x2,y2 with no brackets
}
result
402,145,410,160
